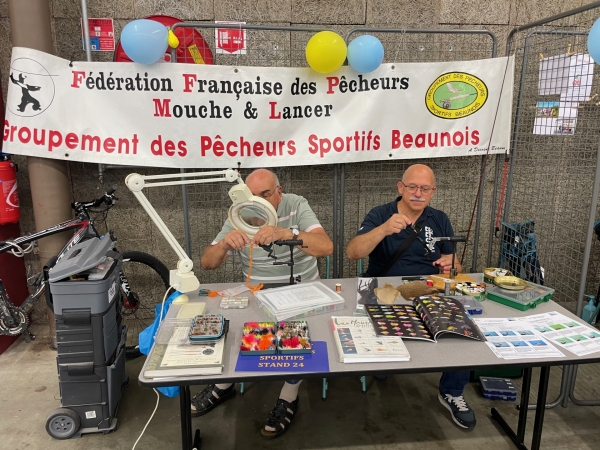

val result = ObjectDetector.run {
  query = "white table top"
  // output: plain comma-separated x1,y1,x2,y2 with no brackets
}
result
139,276,600,387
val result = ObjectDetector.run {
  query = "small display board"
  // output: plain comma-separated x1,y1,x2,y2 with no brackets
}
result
81,18,115,51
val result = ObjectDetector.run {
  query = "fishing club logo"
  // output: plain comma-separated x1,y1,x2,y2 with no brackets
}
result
425,72,487,119
8,57,55,117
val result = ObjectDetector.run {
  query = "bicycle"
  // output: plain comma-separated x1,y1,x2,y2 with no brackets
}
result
0,187,171,359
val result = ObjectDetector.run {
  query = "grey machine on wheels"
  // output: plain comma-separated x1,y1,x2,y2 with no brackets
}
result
44,235,128,439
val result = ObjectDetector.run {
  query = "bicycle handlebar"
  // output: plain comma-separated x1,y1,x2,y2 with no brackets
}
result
73,185,118,212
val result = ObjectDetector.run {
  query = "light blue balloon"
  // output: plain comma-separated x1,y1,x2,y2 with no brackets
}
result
347,35,384,73
588,17,600,64
121,19,169,64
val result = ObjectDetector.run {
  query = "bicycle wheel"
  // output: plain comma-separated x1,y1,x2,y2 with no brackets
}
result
120,251,171,360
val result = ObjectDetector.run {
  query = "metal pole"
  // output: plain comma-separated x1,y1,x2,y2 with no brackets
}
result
332,165,338,278
338,164,345,278
8,0,73,349
80,0,92,62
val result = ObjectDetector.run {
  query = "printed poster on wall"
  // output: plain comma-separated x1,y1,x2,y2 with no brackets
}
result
3,47,514,169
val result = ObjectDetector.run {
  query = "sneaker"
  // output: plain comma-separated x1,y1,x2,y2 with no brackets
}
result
260,397,299,439
190,384,235,417
438,391,476,429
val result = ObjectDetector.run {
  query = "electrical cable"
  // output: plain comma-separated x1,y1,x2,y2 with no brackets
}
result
131,388,160,450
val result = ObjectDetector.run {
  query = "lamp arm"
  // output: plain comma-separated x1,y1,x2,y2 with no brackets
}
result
125,169,242,293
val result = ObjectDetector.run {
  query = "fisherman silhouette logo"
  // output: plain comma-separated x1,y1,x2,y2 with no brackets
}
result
7,57,55,117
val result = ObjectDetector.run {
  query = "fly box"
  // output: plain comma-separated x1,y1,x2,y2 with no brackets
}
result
188,314,227,343
486,281,554,311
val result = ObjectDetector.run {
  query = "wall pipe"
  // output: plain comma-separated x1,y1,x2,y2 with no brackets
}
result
8,0,73,348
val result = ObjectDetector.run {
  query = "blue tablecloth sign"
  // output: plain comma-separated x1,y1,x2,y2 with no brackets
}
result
235,341,329,373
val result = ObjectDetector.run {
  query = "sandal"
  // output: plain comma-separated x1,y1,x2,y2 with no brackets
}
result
260,397,299,439
190,384,235,417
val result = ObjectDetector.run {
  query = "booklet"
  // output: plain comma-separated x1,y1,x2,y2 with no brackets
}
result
365,294,486,342
330,316,410,363
144,325,225,378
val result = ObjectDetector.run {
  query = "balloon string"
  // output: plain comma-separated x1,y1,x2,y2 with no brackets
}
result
246,244,264,294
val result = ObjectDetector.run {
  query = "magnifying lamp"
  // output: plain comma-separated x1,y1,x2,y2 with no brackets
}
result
125,169,277,303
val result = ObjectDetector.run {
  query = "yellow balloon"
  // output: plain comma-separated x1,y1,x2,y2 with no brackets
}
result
306,31,347,74
168,29,179,49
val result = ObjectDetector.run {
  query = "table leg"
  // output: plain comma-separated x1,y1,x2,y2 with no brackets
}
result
491,367,531,450
531,366,550,450
517,367,533,442
179,386,193,450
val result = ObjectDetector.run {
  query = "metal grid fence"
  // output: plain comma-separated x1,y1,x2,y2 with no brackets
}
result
341,29,498,278
503,2,600,312
171,23,500,284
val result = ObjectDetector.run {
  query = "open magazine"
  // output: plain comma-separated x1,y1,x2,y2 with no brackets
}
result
365,294,486,342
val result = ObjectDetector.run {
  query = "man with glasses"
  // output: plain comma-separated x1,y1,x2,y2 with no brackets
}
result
346,164,475,430
197,168,334,438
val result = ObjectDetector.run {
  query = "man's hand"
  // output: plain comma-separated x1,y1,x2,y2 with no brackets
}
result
222,229,250,250
381,213,412,236
252,226,290,246
433,254,461,274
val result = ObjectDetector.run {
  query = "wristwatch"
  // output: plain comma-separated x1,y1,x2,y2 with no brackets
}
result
290,228,300,238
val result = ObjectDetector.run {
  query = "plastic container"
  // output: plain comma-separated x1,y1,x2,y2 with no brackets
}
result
258,300,345,322
480,376,518,401
486,280,554,311
582,296,596,324
188,314,226,343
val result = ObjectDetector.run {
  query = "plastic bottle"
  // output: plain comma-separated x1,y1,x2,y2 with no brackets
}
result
582,295,596,324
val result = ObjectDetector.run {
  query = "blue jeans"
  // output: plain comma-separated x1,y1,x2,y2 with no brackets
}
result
286,379,301,384
439,370,470,397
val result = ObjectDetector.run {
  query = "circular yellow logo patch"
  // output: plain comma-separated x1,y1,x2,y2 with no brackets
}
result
425,72,488,119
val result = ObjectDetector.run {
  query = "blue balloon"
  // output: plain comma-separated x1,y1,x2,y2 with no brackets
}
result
347,35,384,73
588,17,600,64
121,19,169,64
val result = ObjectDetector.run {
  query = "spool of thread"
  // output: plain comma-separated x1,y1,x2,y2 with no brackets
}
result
335,283,342,293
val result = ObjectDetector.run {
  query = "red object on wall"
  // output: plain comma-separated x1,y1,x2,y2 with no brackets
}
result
0,223,29,355
0,159,20,225
114,15,214,65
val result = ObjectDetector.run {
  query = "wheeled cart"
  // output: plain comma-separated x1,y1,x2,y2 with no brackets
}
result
44,236,128,439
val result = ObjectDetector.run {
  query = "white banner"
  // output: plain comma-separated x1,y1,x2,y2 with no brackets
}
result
3,47,514,168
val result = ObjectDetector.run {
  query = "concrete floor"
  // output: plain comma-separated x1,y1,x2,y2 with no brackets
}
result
2,324,600,450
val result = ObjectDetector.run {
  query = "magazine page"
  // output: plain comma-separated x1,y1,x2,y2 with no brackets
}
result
355,277,379,315
473,317,565,359
355,277,425,315
365,304,436,342
413,295,486,342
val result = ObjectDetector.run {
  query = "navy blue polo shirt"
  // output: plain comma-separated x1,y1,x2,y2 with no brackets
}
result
356,196,455,276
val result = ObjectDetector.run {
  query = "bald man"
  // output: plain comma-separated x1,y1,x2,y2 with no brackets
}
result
346,164,475,430
196,168,333,439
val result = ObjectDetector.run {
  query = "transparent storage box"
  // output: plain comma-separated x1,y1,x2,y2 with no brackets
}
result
258,299,345,322
486,281,554,311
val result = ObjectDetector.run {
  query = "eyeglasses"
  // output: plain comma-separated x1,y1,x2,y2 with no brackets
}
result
259,186,280,200
401,183,436,194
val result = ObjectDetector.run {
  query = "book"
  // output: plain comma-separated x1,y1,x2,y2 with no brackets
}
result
330,316,410,363
144,325,225,378
365,294,486,342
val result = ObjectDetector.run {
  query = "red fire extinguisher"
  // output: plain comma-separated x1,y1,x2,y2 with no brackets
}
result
0,156,20,225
